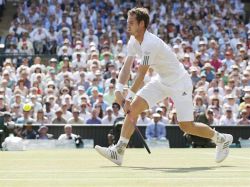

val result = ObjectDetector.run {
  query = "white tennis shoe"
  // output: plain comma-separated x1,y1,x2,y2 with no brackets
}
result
95,145,124,166
215,133,233,163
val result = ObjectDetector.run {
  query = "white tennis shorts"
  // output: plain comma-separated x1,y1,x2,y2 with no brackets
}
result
137,74,194,122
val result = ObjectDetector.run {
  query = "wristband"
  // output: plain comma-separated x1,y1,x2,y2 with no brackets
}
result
115,83,124,93
126,89,136,101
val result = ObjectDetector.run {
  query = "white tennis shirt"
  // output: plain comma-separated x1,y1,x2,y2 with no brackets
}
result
127,30,187,85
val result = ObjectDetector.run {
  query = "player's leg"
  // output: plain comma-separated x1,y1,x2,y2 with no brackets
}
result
95,79,167,165
172,77,233,163
178,121,214,138
95,96,149,165
116,96,149,145
120,96,148,138
178,121,233,163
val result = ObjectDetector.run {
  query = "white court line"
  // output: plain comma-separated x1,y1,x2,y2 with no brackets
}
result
0,158,214,161
202,153,250,160
226,155,250,160
0,169,250,173
0,159,101,161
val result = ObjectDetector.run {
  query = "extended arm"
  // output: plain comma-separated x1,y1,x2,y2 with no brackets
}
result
129,64,149,94
117,56,134,85
123,64,149,113
115,56,135,106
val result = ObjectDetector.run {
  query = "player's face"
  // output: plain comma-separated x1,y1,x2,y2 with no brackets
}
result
127,14,140,36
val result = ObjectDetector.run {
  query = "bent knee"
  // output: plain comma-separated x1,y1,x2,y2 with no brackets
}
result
179,121,194,133
127,110,138,120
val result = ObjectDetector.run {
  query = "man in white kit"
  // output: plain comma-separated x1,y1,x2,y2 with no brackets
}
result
95,7,233,166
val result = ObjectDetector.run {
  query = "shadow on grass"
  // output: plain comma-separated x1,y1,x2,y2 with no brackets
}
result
102,165,235,173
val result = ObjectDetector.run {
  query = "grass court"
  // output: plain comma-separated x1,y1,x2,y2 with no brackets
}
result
0,148,249,187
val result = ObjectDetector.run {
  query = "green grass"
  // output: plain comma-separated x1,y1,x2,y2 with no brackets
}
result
0,148,250,187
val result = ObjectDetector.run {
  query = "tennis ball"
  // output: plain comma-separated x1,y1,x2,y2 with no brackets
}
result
23,104,32,112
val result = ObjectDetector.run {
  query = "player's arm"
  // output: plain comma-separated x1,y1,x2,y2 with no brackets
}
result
130,64,149,94
123,63,149,113
124,47,155,113
117,56,134,85
115,56,135,106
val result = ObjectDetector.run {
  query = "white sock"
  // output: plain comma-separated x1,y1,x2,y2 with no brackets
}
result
115,136,129,154
211,131,225,143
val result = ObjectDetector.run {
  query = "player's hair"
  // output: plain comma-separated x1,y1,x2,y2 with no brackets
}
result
128,7,149,28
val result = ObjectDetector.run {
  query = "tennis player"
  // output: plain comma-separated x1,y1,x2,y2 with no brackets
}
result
95,7,233,166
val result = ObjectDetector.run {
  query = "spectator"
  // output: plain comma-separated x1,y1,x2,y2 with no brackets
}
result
207,80,224,98
86,79,104,97
79,102,91,122
209,95,223,119
61,102,73,120
88,87,99,105
67,109,84,124
86,108,102,124
43,101,54,124
193,95,206,115
52,108,67,124
219,106,237,126
195,108,219,126
196,75,209,91
201,63,215,83
222,51,235,73
237,109,250,126
155,107,169,124
112,102,123,118
34,109,49,125
103,63,116,80
222,94,238,115
137,110,151,125
93,93,109,112
14,79,28,96
239,93,250,112
169,109,178,125
72,86,86,106
72,52,87,70
0,95,8,112
30,22,49,54
36,126,53,140
145,113,166,140
11,104,22,122
29,95,43,114
102,107,115,124
115,53,125,70
210,53,222,72
2,70,15,90
104,70,117,89
21,121,37,139
75,72,90,90
93,104,104,119
103,83,115,106
190,67,200,86
58,124,77,140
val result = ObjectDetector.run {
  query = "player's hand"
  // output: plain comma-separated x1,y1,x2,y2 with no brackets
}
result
123,100,131,114
115,91,125,106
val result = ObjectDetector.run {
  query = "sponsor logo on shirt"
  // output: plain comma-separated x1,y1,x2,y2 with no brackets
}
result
142,56,149,65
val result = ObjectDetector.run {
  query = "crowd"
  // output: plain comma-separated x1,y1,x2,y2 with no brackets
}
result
0,0,250,142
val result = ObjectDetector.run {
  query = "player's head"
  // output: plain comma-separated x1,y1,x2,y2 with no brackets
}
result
127,7,149,36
